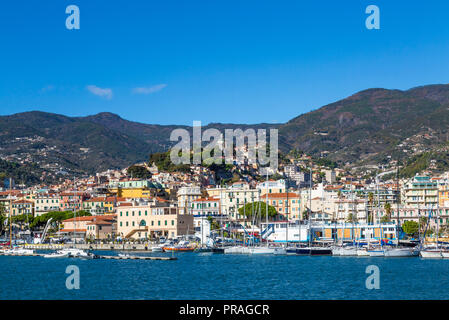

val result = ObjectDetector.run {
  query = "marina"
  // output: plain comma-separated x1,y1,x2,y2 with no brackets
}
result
1,250,449,300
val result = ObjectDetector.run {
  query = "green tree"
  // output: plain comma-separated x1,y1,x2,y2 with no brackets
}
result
384,203,392,221
402,221,419,236
127,165,152,179
0,203,6,233
346,213,356,223
238,202,277,220
380,215,391,223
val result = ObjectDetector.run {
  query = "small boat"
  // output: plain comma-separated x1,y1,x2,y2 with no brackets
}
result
310,247,332,255
224,246,245,254
384,247,419,257
273,247,287,255
194,246,214,253
118,253,131,258
441,250,449,259
356,248,370,256
338,247,358,256
58,248,93,258
367,248,385,257
420,249,443,259
246,246,275,255
4,247,34,255
43,251,70,258
150,246,164,253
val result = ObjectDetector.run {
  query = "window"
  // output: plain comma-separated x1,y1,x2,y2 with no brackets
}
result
165,220,167,225
172,220,174,226
158,221,161,226
126,222,128,226
120,222,122,226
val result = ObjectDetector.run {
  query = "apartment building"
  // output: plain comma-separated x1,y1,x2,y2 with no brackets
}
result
117,203,193,240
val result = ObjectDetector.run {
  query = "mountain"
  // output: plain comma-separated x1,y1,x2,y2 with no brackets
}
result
278,84,449,166
0,111,280,177
2,83,449,178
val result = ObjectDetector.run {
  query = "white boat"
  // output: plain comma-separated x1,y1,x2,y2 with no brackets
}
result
383,247,418,257
441,250,449,259
118,253,131,258
150,246,163,252
367,248,385,257
43,251,70,258
339,247,358,256
356,248,370,256
246,246,275,255
420,249,443,258
4,247,34,255
224,246,246,254
273,247,287,255
58,248,90,258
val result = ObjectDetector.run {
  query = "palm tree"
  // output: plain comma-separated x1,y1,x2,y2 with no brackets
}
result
384,203,392,222
0,203,6,235
368,192,374,223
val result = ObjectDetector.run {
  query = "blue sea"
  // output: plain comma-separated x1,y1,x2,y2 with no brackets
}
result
1,251,448,300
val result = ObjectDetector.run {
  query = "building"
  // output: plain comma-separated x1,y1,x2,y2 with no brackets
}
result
117,203,194,240
265,192,301,220
11,200,34,216
108,179,163,198
284,165,311,188
34,193,60,216
60,215,116,240
403,175,438,209
257,180,286,196
177,186,202,215
192,197,221,217
86,218,116,240
60,191,87,211
83,196,118,215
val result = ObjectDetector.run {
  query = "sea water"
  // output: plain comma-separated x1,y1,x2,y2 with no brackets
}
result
0,251,448,300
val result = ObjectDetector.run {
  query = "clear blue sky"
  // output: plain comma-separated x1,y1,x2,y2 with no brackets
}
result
0,0,449,125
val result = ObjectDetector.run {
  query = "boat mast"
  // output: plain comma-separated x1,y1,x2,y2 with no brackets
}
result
266,170,269,248
9,178,12,249
308,167,312,248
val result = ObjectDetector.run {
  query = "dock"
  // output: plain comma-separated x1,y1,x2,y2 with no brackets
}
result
97,255,176,260
0,252,176,260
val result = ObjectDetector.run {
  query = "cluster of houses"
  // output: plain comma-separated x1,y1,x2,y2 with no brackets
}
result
2,159,449,242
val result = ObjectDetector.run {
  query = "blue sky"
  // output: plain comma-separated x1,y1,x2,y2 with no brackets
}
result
0,0,449,125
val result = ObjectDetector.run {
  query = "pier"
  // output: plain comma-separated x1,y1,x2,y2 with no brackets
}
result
0,252,176,260
24,243,158,251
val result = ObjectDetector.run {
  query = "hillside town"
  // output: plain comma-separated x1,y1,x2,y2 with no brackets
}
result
1,151,448,244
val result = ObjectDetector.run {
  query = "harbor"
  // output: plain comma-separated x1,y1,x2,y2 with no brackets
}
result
1,250,449,300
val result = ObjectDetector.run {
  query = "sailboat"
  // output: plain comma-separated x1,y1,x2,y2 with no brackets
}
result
58,182,95,259
4,178,34,256
421,208,443,258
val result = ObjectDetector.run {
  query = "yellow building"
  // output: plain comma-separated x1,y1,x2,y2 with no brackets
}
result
117,203,193,240
439,187,449,207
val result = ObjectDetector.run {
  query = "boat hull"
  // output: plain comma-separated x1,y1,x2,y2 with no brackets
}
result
420,250,443,258
384,248,419,257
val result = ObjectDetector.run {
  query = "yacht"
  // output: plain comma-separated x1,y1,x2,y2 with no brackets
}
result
43,251,70,258
4,247,34,255
384,247,419,257
367,247,385,257
58,248,91,258
420,248,443,258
